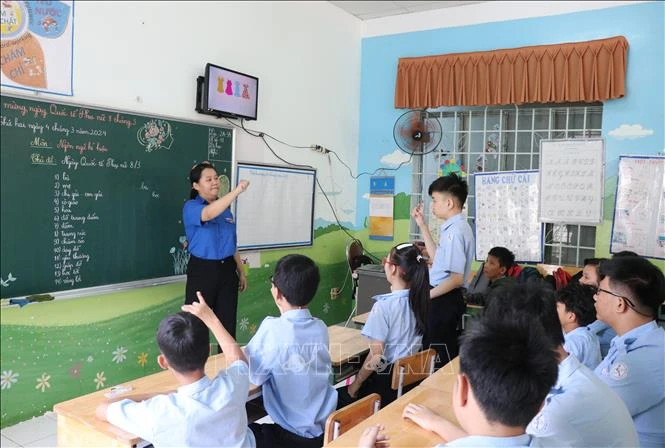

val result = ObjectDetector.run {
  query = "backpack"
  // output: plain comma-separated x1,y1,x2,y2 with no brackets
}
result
515,266,543,284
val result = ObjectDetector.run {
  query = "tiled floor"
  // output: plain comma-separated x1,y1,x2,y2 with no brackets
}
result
1,412,57,448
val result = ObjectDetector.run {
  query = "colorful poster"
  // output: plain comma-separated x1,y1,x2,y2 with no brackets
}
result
1,1,74,96
369,176,394,241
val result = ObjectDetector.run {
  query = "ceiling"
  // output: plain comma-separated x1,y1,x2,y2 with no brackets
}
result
329,1,486,20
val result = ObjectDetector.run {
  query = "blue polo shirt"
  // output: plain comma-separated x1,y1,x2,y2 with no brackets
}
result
438,434,558,446
563,326,602,370
587,319,617,358
595,321,665,447
429,213,475,287
182,195,236,260
527,354,638,447
243,309,338,438
362,289,423,364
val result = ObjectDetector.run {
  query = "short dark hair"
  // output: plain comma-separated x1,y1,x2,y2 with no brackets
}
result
484,282,564,347
157,312,210,373
272,254,320,306
583,258,605,267
428,173,468,208
188,161,216,199
612,250,639,258
555,282,597,326
460,310,558,428
488,247,515,270
599,257,665,317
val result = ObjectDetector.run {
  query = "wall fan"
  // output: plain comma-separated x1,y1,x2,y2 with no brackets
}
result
393,110,442,155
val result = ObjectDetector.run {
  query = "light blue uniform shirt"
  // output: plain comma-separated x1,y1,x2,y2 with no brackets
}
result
595,321,665,447
244,309,337,438
107,360,255,448
587,319,617,358
429,213,475,287
183,195,237,260
527,354,638,447
563,326,602,370
362,289,423,364
437,434,556,446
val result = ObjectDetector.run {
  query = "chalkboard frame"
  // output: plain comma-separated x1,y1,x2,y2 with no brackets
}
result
0,92,236,299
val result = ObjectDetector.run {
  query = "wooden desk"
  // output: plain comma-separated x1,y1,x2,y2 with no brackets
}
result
420,357,460,393
352,312,370,325
328,325,369,367
54,354,260,447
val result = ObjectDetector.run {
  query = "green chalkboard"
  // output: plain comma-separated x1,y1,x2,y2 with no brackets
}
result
0,94,234,298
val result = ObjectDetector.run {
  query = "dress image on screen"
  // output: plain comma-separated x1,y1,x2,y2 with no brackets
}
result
205,63,258,120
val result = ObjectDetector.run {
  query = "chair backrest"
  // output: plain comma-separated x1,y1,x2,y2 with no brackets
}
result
324,393,381,445
391,348,437,397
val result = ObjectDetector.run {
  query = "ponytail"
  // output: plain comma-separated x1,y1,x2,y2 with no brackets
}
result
390,244,430,335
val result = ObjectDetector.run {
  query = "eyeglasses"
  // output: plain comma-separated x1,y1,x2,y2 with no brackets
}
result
593,287,652,317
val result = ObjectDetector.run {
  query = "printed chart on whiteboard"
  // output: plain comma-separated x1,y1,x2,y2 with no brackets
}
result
610,156,665,259
475,170,543,262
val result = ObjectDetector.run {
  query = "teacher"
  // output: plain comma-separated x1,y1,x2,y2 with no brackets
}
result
183,161,249,350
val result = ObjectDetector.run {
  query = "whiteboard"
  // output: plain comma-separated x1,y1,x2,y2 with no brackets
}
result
235,163,316,250
610,156,665,260
475,170,543,263
539,139,604,224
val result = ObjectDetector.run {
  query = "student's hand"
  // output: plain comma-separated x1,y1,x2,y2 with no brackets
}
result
402,403,443,432
238,271,247,292
411,203,425,227
181,291,217,326
348,380,361,398
358,424,390,447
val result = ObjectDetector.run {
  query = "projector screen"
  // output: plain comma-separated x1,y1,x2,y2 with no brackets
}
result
235,163,315,250
206,63,258,120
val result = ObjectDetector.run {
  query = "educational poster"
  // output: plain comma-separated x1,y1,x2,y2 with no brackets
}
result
610,156,665,259
369,176,394,241
475,170,543,262
0,0,74,96
539,139,604,224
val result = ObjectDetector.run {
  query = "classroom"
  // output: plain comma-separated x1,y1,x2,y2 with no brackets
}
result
1,1,663,447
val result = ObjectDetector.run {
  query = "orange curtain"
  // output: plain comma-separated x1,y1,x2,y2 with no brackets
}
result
394,36,628,108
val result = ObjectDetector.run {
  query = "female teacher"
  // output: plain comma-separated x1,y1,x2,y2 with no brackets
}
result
183,161,249,349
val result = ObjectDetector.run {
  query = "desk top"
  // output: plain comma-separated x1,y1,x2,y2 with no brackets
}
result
328,325,369,366
54,354,259,447
352,312,370,325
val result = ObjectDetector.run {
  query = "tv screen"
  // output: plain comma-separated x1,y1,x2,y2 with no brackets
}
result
203,63,258,121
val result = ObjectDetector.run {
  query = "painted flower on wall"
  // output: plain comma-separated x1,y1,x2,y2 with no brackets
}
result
35,373,51,392
137,352,148,367
239,317,250,332
1,370,19,390
112,346,128,364
94,372,106,390
323,302,330,314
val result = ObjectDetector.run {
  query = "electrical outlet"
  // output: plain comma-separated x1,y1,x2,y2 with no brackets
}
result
330,287,340,300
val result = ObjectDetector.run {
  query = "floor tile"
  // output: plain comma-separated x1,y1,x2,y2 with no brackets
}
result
25,433,57,447
1,435,21,448
1,416,56,446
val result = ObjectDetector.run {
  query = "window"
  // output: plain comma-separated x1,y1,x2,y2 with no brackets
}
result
410,104,602,266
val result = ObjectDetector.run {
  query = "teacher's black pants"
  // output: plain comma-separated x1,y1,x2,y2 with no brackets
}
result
185,254,239,348
422,287,464,369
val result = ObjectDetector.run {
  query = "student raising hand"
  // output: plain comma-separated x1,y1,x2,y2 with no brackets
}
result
181,291,217,326
357,424,390,447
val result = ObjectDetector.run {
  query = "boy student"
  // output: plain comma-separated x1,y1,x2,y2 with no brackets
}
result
412,173,474,364
364,283,559,447
579,257,616,357
465,246,516,307
96,302,255,448
594,256,665,447
188,254,337,448
555,282,602,370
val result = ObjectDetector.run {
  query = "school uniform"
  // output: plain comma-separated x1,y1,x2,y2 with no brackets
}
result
106,360,255,448
527,354,638,447
563,326,602,370
595,321,665,447
425,213,475,365
587,319,617,358
183,195,240,339
438,433,558,447
345,289,423,406
244,309,337,448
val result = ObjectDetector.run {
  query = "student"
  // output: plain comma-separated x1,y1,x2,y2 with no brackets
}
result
412,173,474,365
555,282,602,370
594,256,665,447
394,286,559,447
96,298,255,448
579,257,615,358
465,246,516,307
340,242,429,407
243,254,337,448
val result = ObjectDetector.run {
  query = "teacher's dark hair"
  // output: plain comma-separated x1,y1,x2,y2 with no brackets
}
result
189,162,216,199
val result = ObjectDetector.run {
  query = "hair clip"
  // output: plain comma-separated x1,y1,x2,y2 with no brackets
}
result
416,255,424,263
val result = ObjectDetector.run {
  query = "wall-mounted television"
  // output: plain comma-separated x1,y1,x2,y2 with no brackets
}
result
196,63,259,121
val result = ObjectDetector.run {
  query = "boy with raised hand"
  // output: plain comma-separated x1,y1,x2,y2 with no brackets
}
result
412,173,475,364
593,256,665,447
555,282,602,370
96,298,255,448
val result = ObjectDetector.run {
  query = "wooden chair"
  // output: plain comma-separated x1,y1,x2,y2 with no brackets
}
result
324,393,381,445
391,348,437,398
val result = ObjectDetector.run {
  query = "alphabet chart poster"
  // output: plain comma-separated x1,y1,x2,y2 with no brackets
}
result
475,170,543,262
610,156,665,259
